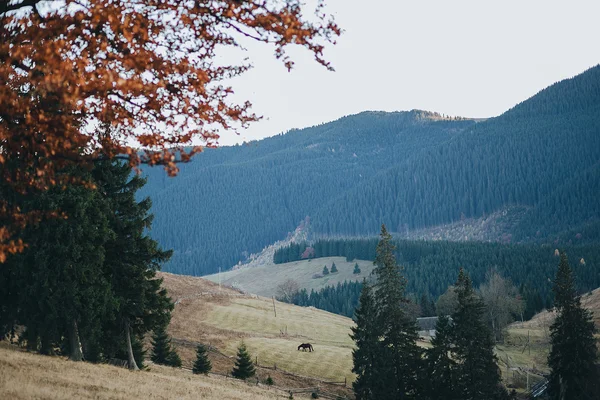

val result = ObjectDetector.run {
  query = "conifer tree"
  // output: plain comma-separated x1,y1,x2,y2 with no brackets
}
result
167,349,182,368
353,263,361,274
451,268,508,400
372,224,422,399
350,281,379,400
232,342,256,379
425,315,457,400
548,252,599,399
331,262,338,273
322,266,329,275
4,174,113,361
151,325,181,367
92,160,173,370
193,344,212,375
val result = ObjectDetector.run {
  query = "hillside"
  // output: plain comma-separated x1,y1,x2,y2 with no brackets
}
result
140,65,600,276
203,257,375,297
159,272,357,397
0,343,289,400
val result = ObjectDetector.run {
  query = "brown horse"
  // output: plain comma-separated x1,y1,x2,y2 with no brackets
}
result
297,343,314,352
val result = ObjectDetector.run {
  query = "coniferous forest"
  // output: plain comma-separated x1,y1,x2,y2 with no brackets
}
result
277,237,600,316
140,65,600,276
0,161,175,368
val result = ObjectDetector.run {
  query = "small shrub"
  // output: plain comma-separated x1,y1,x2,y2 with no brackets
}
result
311,392,319,399
264,375,274,385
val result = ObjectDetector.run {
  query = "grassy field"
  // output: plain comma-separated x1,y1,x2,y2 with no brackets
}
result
0,343,291,400
160,272,356,396
494,286,600,393
203,256,375,297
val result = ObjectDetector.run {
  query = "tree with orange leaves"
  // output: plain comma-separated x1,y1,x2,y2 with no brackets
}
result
0,0,340,261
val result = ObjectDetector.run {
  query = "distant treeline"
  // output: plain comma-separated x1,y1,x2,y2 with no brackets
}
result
275,238,600,316
290,280,363,318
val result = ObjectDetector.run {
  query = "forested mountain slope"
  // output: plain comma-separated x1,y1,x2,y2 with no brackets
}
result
141,65,600,276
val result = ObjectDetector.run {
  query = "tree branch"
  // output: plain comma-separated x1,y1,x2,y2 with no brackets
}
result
0,0,42,16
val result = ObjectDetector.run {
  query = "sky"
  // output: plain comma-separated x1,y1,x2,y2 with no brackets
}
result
216,0,600,146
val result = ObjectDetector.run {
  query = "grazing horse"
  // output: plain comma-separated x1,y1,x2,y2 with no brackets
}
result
297,343,314,352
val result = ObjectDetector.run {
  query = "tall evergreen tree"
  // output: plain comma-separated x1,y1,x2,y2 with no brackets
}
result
451,268,508,400
231,342,256,379
353,263,361,274
372,224,422,399
547,252,599,399
193,344,212,375
6,174,114,361
92,160,173,370
350,281,379,400
425,315,457,400
322,265,329,275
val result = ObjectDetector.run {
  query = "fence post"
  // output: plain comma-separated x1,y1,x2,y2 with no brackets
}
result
344,376,347,387
255,356,258,366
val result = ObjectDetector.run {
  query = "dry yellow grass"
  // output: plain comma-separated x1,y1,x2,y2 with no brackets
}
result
159,272,356,396
0,344,292,400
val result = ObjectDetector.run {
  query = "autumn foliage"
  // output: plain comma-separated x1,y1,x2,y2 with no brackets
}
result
0,0,340,261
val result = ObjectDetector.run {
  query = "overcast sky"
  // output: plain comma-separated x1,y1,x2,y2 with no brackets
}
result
216,0,600,146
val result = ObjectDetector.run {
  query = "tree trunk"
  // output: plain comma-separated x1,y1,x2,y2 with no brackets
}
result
124,318,139,371
68,319,83,361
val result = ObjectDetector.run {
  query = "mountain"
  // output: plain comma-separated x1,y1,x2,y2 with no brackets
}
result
140,65,600,276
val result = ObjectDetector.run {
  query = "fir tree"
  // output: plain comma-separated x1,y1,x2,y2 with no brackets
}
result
5,173,113,361
350,281,379,400
322,266,329,275
151,325,181,367
547,252,599,399
167,349,182,368
353,263,361,274
331,262,338,273
451,268,508,400
425,315,457,400
232,342,256,379
372,224,422,399
193,344,212,375
92,160,173,370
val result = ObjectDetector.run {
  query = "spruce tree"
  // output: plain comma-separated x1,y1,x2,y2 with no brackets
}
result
548,252,599,399
331,262,338,273
350,281,379,400
372,224,422,399
322,266,329,275
232,342,256,379
353,263,361,274
5,173,113,361
92,160,173,370
151,325,181,367
425,315,457,400
193,344,212,375
167,349,182,368
451,268,508,400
